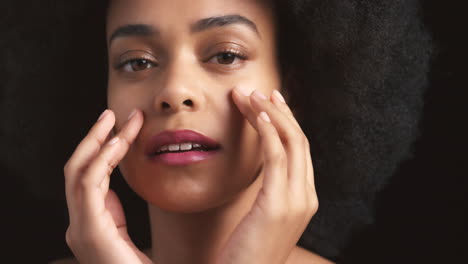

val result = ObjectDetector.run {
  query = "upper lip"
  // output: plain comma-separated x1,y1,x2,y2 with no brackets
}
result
145,129,221,156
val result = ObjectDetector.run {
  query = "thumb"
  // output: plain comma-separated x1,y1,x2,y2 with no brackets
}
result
104,189,131,240
105,189,153,263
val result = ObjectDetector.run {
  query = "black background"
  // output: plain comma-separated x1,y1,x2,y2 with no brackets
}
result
1,0,466,263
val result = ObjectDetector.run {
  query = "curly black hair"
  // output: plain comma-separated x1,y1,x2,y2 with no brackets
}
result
0,0,432,261
273,0,433,259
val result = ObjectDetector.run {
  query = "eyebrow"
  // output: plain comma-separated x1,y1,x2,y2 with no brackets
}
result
108,14,260,45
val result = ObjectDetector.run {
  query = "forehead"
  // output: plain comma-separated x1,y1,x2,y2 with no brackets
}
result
106,0,275,41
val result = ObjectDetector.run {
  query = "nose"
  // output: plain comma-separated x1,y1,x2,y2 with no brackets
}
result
152,57,204,114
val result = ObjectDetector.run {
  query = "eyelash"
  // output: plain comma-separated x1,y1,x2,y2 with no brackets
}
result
115,49,248,72
115,58,157,72
203,49,248,63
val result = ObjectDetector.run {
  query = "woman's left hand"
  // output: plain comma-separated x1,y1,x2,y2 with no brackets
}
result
216,87,319,264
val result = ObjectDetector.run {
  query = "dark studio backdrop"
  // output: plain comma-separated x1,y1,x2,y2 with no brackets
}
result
0,0,466,263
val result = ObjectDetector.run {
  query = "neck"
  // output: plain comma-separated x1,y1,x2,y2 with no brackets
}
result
148,172,264,264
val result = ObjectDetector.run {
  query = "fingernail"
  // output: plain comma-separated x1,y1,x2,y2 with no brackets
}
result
235,86,252,96
273,90,286,103
108,137,120,145
259,112,271,123
97,109,108,122
127,109,137,121
252,90,267,100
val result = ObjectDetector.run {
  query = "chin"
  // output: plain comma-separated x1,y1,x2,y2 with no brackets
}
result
142,182,244,214
119,164,255,214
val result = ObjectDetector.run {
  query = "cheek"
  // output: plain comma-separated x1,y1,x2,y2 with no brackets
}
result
107,85,142,129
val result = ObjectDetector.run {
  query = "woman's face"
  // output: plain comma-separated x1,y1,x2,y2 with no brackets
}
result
106,0,280,213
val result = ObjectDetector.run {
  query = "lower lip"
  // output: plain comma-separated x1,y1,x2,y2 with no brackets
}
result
147,150,220,166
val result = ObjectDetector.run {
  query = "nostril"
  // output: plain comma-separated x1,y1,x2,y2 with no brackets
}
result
183,99,193,107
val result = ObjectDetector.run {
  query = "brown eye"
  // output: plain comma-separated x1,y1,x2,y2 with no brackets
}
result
216,53,237,64
207,50,247,66
120,59,156,72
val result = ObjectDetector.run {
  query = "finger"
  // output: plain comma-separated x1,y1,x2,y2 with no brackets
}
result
104,189,128,237
270,89,311,192
305,140,316,196
255,112,288,203
65,110,115,182
270,89,301,130
233,87,303,153
232,86,260,130
304,144,319,219
269,90,318,221
233,87,308,196
250,90,307,192
250,90,303,151
64,110,115,222
80,109,143,221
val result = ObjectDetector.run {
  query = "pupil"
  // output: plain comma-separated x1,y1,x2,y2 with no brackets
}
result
132,59,148,71
218,53,234,64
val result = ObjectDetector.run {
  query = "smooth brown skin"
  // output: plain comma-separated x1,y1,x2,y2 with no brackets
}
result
60,0,334,263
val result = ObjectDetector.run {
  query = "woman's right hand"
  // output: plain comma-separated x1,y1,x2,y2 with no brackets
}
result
64,109,152,264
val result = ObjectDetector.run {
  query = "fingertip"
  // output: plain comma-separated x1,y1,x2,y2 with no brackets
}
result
248,90,268,112
234,85,253,97
232,88,250,113
129,108,144,124
105,109,116,119
127,108,138,121
135,109,145,128
231,87,242,102
232,87,248,106
96,109,116,124
273,90,286,103
101,109,116,128
259,111,271,123
97,109,109,122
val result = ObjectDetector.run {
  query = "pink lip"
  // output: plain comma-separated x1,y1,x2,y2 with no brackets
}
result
145,129,222,166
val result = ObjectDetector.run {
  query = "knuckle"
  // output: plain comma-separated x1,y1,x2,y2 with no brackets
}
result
120,135,132,147
266,149,286,164
262,201,289,222
291,202,307,218
108,159,119,173
101,147,119,166
299,134,307,145
267,207,288,222
256,192,288,222
295,130,306,145
285,105,294,116
63,162,73,177
93,134,107,146
285,128,303,146
309,199,319,214
96,155,118,175
65,227,75,247
79,175,96,189
283,127,297,140
106,158,118,171
304,137,310,149
79,177,92,189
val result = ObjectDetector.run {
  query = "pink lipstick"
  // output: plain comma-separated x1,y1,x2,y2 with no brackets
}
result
145,129,222,166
